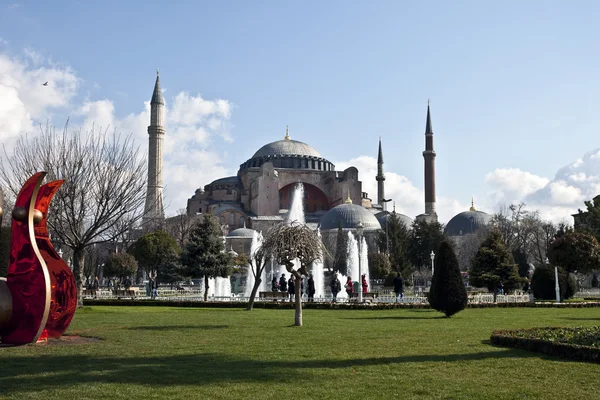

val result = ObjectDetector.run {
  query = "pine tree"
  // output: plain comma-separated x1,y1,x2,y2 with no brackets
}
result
470,229,523,301
181,215,232,301
427,241,468,317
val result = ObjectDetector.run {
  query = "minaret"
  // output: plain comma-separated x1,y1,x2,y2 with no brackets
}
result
422,100,437,222
143,70,165,224
376,137,386,211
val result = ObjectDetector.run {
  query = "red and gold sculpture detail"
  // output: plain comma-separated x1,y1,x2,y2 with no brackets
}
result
0,172,77,346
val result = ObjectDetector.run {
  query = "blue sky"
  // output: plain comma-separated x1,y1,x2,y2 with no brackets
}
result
1,1,600,222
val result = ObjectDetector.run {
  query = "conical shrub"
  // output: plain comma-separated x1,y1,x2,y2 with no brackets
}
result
428,241,468,317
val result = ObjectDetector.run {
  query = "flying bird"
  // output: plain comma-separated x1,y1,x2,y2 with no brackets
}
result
42,82,48,86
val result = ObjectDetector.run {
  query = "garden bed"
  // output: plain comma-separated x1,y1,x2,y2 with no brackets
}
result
491,326,600,363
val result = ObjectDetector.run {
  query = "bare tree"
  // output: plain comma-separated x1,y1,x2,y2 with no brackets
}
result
164,208,199,247
455,227,489,271
0,122,147,308
246,243,270,311
261,222,326,326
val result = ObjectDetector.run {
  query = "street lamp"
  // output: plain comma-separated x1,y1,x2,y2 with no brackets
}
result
356,220,364,303
430,251,435,276
546,257,560,303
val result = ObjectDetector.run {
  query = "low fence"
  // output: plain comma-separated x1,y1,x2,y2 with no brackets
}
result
82,290,532,304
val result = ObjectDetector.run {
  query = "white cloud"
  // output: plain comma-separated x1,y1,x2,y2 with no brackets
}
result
484,168,549,206
335,156,467,223
0,48,233,216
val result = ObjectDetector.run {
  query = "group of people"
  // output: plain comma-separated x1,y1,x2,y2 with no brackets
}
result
271,273,316,302
329,274,369,302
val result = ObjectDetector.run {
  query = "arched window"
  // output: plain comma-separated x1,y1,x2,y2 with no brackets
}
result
220,216,225,225
240,216,245,226
230,213,235,226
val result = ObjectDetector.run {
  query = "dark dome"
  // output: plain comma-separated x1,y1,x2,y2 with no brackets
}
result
253,139,322,158
376,211,413,230
444,210,492,236
227,227,256,238
209,176,241,186
319,204,381,231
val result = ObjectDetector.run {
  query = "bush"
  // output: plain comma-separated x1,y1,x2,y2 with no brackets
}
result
491,327,600,363
531,265,578,301
368,252,391,279
427,241,468,317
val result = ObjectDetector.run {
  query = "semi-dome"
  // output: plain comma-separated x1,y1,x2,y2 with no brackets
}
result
253,139,322,158
445,202,491,236
319,203,381,231
227,227,256,238
376,211,413,230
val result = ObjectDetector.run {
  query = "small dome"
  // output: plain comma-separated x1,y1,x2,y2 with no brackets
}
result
252,139,322,158
227,227,256,238
376,211,413,230
319,204,381,231
209,176,241,186
444,210,492,236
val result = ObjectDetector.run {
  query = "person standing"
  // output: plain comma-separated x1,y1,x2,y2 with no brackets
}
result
361,274,368,294
345,276,354,299
150,272,159,300
271,276,279,292
307,274,316,302
393,273,404,302
279,274,287,294
330,276,341,303
288,275,295,302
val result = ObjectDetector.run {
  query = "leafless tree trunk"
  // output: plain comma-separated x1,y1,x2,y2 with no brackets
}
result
247,247,269,311
204,275,209,302
165,209,198,247
293,270,303,326
0,122,147,308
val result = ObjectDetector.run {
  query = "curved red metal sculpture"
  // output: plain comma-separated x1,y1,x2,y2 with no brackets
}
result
0,172,77,346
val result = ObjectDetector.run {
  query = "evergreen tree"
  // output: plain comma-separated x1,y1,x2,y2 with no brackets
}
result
181,214,232,301
104,253,138,283
427,241,468,317
368,252,391,279
470,229,523,301
132,230,180,277
407,220,446,271
531,265,579,301
378,211,412,276
548,231,600,274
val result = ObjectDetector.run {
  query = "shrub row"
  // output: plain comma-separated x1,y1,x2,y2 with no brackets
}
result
83,299,600,310
491,327,600,363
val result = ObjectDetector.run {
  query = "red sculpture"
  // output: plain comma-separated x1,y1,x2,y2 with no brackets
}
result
0,172,77,346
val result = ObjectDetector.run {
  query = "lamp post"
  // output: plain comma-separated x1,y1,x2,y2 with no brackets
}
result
546,257,560,303
430,251,435,276
356,221,364,303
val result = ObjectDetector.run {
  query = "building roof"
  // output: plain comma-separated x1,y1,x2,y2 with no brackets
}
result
318,203,382,231
227,227,256,238
375,211,413,230
209,176,241,186
444,210,492,236
252,139,322,158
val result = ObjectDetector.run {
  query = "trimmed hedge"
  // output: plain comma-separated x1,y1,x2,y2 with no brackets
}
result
83,299,600,310
491,327,600,363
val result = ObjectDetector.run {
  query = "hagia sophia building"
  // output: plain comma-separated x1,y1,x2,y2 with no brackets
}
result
143,73,492,260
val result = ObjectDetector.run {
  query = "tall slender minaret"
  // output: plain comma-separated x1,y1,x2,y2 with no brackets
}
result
376,137,386,211
143,70,165,224
422,100,437,222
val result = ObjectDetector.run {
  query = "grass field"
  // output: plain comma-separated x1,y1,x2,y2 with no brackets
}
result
1,306,599,400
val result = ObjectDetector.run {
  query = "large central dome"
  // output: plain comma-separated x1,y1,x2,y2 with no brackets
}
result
252,139,322,158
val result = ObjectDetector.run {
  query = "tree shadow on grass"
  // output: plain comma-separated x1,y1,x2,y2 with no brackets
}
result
0,349,535,395
126,325,228,331
341,316,446,320
560,317,600,321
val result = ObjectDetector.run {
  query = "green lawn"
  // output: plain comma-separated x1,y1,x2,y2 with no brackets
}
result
1,306,599,400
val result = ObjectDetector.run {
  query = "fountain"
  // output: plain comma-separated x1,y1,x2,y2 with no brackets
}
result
311,229,325,298
207,277,232,299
